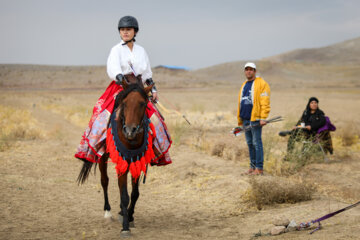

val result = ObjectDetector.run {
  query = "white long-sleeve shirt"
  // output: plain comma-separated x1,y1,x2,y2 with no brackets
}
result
107,40,152,84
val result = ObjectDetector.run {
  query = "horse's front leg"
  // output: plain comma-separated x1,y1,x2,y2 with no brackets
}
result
99,154,112,219
128,177,140,227
118,172,131,236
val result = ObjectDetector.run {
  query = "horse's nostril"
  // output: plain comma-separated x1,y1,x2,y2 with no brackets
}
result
131,127,137,133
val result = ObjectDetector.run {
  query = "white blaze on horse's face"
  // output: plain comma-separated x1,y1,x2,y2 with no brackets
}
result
122,91,147,140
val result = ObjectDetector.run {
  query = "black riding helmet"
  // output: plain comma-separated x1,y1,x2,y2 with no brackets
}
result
118,16,139,32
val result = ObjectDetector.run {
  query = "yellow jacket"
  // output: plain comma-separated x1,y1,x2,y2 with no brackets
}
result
237,76,271,125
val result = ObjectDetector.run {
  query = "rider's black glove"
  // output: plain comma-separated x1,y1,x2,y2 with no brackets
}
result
145,78,157,92
115,74,123,85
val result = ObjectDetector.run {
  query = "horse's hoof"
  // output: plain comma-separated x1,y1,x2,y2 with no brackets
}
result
129,221,135,228
118,214,123,223
104,210,113,219
121,230,131,238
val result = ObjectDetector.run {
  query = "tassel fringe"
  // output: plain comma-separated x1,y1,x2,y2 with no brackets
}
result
106,122,156,180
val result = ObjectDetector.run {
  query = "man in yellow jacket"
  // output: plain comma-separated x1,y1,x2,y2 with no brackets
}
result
237,62,270,175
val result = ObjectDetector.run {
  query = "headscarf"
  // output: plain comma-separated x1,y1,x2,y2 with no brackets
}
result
306,97,319,112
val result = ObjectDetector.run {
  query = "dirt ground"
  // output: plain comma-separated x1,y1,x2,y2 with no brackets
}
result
1,87,360,240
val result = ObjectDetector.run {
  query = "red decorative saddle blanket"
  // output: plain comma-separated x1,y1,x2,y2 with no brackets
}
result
75,81,172,176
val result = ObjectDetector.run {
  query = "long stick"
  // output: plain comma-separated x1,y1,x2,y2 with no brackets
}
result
312,200,360,224
156,101,191,125
298,200,360,234
151,101,165,121
232,116,283,136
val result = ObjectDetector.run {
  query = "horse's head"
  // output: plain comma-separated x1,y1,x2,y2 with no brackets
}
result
122,74,142,87
118,77,153,142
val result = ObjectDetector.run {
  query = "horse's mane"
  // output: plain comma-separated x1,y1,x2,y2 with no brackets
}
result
115,84,148,108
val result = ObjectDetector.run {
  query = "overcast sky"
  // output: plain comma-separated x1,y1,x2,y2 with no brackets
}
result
1,0,359,69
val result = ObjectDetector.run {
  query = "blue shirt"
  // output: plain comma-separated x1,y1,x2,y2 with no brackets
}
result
240,80,254,120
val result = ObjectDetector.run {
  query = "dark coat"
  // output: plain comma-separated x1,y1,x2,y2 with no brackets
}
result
297,109,326,133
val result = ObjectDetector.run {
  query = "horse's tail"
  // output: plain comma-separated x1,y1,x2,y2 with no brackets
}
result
77,161,96,185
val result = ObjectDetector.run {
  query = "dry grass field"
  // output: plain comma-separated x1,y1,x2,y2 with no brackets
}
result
1,38,360,239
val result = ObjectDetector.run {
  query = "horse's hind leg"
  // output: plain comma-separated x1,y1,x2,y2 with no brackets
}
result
118,173,131,235
99,154,112,219
128,177,140,227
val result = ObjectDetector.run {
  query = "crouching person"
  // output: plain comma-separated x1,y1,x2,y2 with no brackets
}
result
284,97,335,158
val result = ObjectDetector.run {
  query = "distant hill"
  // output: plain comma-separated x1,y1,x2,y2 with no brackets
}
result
1,37,360,89
264,37,360,64
190,37,360,89
0,64,108,89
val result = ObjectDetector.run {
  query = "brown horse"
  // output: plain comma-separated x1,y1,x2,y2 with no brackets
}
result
77,74,153,237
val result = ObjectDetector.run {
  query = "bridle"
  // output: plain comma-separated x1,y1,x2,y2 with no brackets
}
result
109,108,151,161
118,87,148,140
120,107,146,137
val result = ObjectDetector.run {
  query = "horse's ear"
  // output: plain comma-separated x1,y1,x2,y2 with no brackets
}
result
144,84,153,95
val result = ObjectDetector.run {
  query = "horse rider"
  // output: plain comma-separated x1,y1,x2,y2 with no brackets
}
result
75,16,172,167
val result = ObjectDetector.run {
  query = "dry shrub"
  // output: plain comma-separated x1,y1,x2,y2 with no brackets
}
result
0,105,42,151
337,124,359,146
211,142,225,157
262,132,305,175
242,176,316,210
209,137,248,161
264,154,296,176
282,133,326,170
